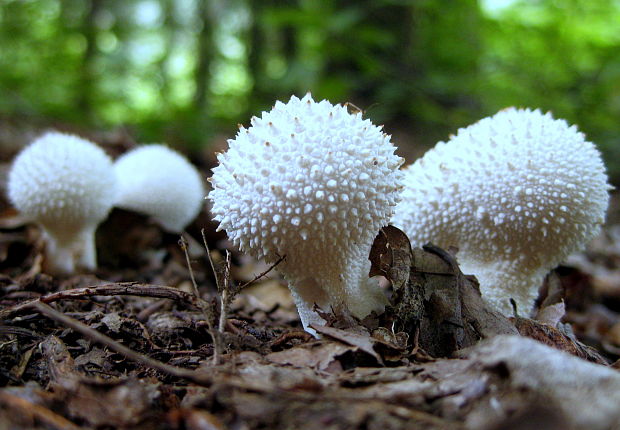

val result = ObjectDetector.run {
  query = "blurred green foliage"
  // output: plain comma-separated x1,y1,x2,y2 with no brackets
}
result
0,0,619,179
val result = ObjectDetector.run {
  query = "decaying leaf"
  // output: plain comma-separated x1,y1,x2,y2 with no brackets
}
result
311,324,383,365
512,315,608,364
369,225,413,291
102,311,123,333
466,335,620,430
370,226,517,357
267,341,353,372
535,300,566,327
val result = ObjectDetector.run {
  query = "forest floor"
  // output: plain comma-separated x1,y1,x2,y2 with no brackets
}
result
1,129,620,429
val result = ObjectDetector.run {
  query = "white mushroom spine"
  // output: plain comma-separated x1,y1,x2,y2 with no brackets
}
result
7,132,117,274
208,94,403,334
392,108,611,315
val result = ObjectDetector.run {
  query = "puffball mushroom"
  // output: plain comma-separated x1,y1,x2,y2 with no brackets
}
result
208,94,404,334
114,144,205,232
392,108,611,315
7,131,117,274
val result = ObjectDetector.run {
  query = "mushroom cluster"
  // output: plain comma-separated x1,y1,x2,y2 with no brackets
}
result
7,134,204,274
209,94,404,334
392,108,611,315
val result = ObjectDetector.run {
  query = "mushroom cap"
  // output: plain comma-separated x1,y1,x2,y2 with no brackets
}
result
114,144,205,232
209,94,403,320
8,131,116,243
392,108,611,314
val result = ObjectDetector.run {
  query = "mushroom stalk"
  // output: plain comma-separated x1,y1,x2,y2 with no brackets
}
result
76,225,99,270
7,132,117,275
42,232,76,275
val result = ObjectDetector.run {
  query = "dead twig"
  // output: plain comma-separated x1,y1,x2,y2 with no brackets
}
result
221,254,285,339
218,249,284,336
136,299,168,322
179,236,201,300
237,254,285,291
269,330,314,348
218,250,232,335
200,229,285,361
0,390,81,430
199,229,226,364
0,282,204,321
28,301,213,386
180,235,220,365
201,228,225,288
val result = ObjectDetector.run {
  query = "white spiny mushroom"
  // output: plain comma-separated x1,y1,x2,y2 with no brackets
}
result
392,108,611,315
208,94,404,335
114,144,205,232
7,131,117,274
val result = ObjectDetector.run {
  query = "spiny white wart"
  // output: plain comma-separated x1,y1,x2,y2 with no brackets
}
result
114,144,205,233
208,93,404,334
392,108,611,315
8,131,117,275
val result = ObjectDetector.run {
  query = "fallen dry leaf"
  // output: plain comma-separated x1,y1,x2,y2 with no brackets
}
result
311,324,383,364
266,341,352,372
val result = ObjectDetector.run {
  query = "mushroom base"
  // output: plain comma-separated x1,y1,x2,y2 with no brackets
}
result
460,260,546,317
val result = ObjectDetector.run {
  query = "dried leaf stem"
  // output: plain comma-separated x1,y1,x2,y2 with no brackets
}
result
218,250,232,335
180,234,222,365
0,282,203,321
200,229,285,341
237,254,286,291
27,301,213,386
0,390,82,430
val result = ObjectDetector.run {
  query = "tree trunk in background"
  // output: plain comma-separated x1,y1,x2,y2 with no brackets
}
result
193,0,215,111
158,0,175,105
247,0,266,112
77,0,102,119
247,0,299,113
320,1,413,117
409,0,482,127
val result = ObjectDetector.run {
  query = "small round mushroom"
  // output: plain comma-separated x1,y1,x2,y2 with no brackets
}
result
208,94,404,335
113,144,205,233
7,131,117,274
392,108,612,315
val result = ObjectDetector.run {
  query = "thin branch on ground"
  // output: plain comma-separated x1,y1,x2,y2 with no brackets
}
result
180,234,222,365
202,228,226,288
199,231,235,335
237,254,285,291
200,229,230,364
179,236,201,299
220,253,284,334
27,301,213,386
0,390,82,430
218,250,232,334
201,229,286,341
269,330,313,348
0,282,204,321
